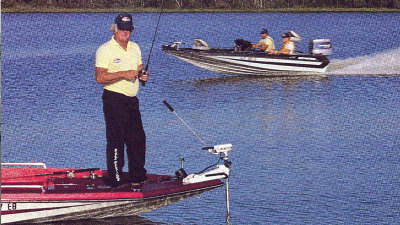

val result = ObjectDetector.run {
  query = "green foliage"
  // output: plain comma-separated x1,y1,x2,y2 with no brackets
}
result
2,0,400,10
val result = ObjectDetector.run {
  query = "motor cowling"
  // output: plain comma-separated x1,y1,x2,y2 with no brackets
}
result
192,39,210,50
309,39,332,56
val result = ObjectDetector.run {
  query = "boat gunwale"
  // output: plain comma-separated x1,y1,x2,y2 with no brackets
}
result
163,47,329,60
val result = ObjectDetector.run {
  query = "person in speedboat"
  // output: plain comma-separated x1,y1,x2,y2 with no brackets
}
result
95,13,149,188
270,32,296,55
252,28,275,53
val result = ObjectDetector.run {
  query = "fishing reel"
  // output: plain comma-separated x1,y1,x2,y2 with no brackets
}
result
138,69,147,86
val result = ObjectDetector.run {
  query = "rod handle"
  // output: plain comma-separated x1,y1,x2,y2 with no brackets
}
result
163,100,174,112
138,69,146,86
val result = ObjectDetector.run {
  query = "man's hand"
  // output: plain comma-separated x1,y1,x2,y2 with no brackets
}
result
124,70,139,81
139,71,149,82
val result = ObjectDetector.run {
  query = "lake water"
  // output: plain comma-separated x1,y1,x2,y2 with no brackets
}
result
1,12,400,224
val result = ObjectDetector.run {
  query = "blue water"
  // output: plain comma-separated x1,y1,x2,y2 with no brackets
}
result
2,13,400,224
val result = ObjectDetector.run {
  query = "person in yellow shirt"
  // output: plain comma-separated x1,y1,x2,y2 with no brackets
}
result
95,13,149,187
271,32,296,55
252,29,275,53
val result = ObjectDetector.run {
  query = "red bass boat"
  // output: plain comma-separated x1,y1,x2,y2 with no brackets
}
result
1,101,233,224
1,143,231,224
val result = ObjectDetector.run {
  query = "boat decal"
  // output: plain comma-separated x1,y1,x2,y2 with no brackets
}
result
1,203,90,215
114,148,121,182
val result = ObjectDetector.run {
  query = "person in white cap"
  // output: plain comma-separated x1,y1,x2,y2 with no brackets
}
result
95,13,149,187
271,32,296,55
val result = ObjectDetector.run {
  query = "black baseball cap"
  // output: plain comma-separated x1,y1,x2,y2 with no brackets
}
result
260,29,268,34
115,13,135,31
282,32,291,38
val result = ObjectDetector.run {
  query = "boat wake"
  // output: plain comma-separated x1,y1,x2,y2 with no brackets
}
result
327,47,400,76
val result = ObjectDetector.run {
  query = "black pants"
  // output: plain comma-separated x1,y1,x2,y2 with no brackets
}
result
102,90,147,186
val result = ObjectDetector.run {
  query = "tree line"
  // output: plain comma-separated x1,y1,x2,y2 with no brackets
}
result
2,0,400,9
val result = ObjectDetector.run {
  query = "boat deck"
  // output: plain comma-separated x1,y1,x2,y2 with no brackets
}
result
1,166,223,224
1,167,222,198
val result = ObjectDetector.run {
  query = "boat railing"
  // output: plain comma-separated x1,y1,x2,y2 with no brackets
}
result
2,162,47,168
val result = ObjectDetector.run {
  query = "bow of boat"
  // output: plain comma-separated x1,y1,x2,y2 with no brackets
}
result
1,164,223,224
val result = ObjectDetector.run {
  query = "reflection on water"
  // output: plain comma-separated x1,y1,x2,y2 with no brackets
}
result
187,74,329,86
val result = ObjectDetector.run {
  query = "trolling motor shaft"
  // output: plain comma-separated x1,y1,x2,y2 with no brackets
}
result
163,100,232,221
163,100,207,146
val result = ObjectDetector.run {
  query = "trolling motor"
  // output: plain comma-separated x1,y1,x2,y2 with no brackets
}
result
182,144,232,184
162,41,184,50
163,100,232,220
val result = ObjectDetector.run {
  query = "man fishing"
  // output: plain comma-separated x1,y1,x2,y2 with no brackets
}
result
95,13,149,187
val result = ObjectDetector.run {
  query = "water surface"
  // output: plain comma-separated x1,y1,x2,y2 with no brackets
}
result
1,12,400,224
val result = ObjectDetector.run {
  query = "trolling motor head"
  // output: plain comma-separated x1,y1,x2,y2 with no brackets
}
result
162,41,184,50
202,144,232,160
182,143,232,186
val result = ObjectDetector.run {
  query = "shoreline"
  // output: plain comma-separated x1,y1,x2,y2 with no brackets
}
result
2,7,400,13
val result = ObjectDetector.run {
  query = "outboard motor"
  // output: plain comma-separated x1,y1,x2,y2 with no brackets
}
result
192,39,210,50
309,39,332,56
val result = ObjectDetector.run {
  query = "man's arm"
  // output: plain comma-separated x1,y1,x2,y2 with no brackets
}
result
252,42,267,51
95,67,139,84
271,49,290,55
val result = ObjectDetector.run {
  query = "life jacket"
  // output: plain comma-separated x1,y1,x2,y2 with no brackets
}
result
281,40,295,54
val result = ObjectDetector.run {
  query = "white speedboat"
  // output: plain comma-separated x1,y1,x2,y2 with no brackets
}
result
163,31,332,76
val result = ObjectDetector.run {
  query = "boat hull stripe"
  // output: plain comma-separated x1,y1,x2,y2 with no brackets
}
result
164,49,329,75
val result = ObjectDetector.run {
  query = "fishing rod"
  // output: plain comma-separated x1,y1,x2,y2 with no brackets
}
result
140,0,164,86
2,168,100,180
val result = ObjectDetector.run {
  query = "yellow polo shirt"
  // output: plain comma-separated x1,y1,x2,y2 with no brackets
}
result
96,36,143,97
259,36,275,52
